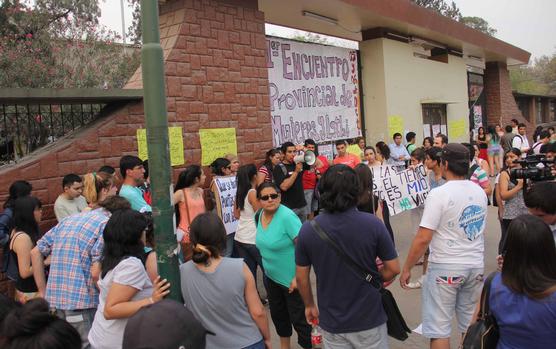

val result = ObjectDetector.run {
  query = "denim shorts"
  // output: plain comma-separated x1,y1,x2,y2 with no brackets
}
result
422,263,484,338
303,189,318,213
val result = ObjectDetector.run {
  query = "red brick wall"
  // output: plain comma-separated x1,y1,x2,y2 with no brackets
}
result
0,0,272,230
484,61,532,140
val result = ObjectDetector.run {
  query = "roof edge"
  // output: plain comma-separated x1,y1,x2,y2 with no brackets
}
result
340,0,531,64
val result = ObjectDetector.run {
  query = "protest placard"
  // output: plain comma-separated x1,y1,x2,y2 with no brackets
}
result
370,165,430,216
136,127,185,166
212,176,238,235
199,128,237,166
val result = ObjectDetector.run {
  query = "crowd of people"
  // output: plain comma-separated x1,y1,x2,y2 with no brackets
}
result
0,120,555,349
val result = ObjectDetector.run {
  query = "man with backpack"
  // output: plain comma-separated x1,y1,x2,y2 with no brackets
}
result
512,123,530,157
406,132,417,154
500,125,516,154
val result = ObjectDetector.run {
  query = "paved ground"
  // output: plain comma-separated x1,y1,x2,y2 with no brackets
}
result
261,205,501,349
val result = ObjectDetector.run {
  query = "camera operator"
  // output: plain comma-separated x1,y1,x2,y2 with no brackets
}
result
524,181,556,242
540,142,556,178
498,148,529,254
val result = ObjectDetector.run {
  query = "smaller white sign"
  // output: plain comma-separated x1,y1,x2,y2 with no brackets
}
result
370,165,430,216
213,176,238,235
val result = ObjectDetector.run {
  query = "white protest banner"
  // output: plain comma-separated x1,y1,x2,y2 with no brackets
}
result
266,37,361,146
372,165,430,216
318,143,334,161
369,165,397,201
213,176,238,235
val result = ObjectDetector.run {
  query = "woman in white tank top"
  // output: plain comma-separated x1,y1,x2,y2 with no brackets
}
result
234,164,266,292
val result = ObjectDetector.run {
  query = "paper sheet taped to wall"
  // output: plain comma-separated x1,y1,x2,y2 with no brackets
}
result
199,128,237,166
136,127,185,166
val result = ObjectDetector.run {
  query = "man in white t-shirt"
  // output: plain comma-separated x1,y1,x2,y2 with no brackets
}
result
511,123,530,157
400,143,488,349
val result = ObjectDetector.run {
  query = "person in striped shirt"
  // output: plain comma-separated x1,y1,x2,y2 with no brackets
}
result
463,143,492,196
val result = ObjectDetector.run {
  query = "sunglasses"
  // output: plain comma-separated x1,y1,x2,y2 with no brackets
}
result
260,193,279,201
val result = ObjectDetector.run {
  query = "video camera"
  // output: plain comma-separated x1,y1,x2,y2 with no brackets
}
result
510,154,555,182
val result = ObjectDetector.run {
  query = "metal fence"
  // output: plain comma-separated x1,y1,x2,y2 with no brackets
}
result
0,103,105,165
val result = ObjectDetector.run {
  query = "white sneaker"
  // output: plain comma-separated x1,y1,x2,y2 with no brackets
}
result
407,275,424,289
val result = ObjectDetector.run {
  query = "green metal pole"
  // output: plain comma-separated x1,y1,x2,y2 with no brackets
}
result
140,0,181,301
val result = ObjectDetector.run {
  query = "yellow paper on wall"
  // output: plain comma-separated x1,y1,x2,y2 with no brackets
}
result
388,115,404,138
448,118,466,140
168,127,185,166
137,129,148,160
199,128,237,166
136,127,185,166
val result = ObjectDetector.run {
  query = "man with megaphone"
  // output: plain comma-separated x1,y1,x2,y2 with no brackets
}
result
273,142,312,223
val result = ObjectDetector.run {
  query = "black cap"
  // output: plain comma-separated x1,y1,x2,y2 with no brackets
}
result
441,143,469,162
123,299,209,349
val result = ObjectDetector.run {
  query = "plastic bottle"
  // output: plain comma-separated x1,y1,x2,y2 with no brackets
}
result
311,320,323,348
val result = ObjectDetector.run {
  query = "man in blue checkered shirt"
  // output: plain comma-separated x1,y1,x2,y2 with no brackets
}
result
31,196,130,347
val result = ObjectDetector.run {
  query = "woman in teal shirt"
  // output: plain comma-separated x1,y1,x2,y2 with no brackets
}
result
255,182,311,349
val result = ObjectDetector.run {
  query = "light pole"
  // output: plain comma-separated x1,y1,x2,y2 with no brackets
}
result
140,0,181,301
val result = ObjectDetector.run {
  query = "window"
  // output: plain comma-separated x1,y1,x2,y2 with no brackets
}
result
422,104,447,138
537,98,543,124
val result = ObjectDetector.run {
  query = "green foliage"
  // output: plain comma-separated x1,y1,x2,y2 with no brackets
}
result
411,0,462,20
290,32,329,45
0,0,140,88
460,16,497,37
510,64,554,96
534,54,556,89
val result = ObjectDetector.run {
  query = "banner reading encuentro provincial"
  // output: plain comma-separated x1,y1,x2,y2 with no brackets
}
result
266,37,361,146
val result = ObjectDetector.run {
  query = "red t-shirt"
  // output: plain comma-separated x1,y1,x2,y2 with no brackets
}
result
333,153,361,169
302,156,330,190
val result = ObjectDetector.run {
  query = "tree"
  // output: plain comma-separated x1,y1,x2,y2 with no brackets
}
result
127,0,142,44
510,66,551,95
291,32,329,45
412,1,498,38
411,0,462,20
460,16,497,36
533,54,556,91
0,0,140,89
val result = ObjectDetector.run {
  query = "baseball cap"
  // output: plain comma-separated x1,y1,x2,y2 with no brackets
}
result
441,143,470,162
123,299,210,349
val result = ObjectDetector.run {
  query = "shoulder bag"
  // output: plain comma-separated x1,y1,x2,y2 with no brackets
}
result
180,189,193,262
462,272,499,349
3,232,23,281
310,220,411,341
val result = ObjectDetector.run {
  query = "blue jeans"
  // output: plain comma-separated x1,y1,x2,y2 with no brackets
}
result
235,240,268,290
55,308,96,349
224,233,235,257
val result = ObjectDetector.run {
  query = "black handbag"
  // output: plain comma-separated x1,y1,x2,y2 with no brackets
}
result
462,272,499,349
309,220,411,341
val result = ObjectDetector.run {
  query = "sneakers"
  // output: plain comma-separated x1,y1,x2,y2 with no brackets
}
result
406,275,424,289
